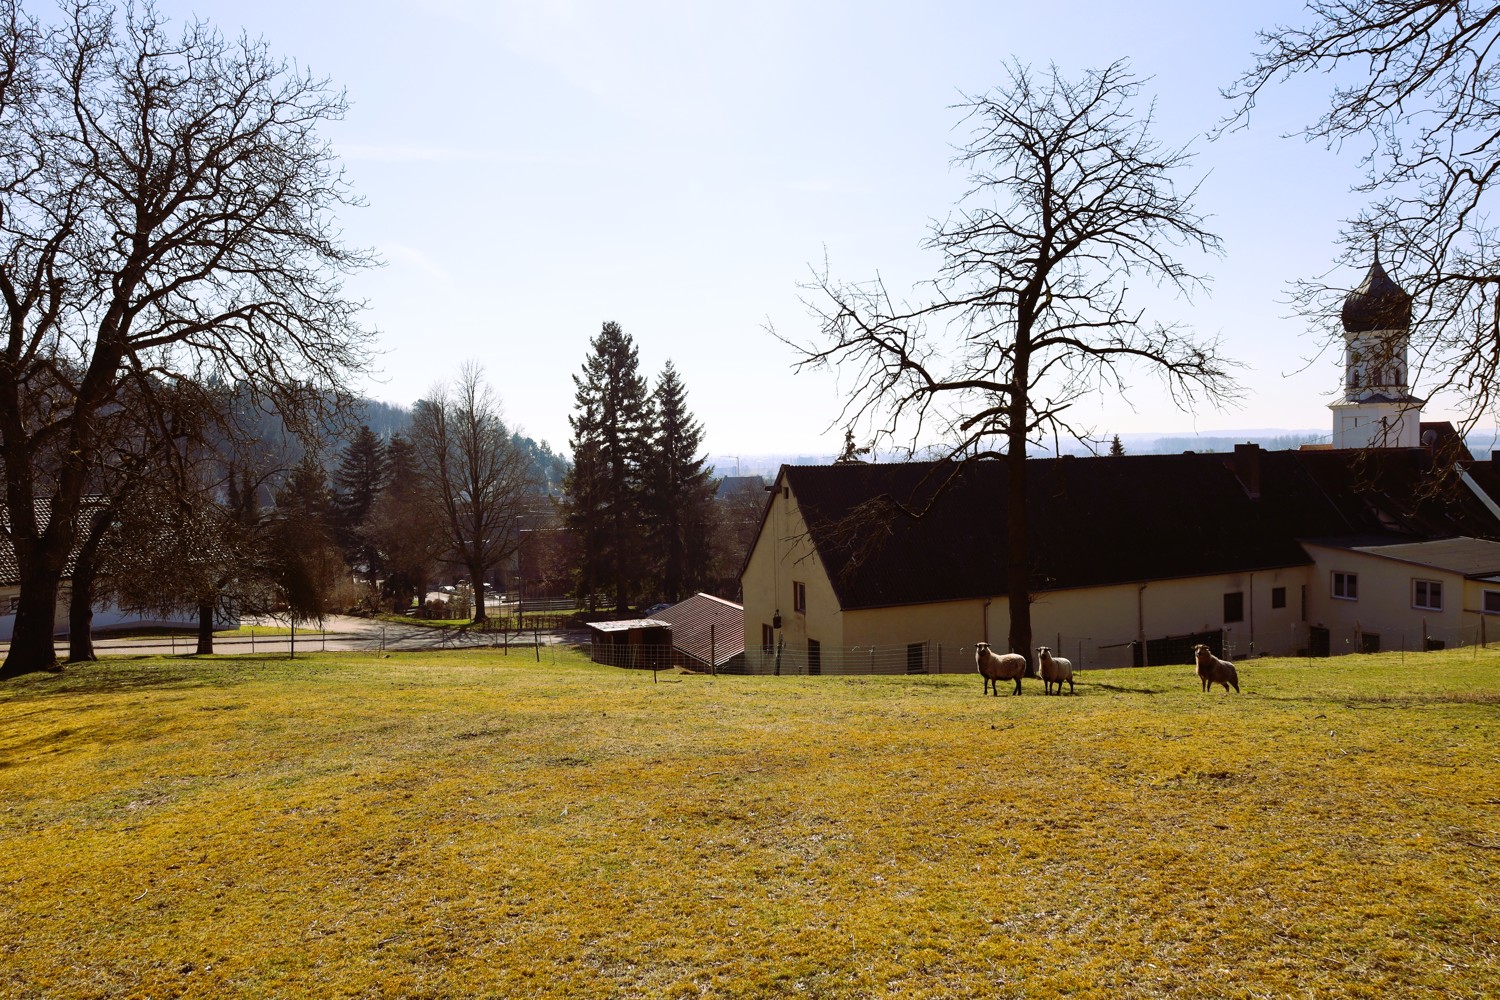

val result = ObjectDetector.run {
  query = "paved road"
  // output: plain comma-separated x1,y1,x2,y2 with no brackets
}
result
11,615,581,659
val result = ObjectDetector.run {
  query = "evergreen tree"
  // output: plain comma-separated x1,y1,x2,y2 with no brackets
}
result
264,456,343,623
365,434,445,613
564,322,652,613
331,425,390,581
643,361,716,604
1109,434,1126,457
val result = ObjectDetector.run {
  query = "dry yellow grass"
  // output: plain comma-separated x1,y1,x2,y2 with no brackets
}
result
0,648,1496,998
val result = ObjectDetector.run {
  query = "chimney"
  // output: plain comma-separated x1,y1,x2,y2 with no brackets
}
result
1233,443,1262,499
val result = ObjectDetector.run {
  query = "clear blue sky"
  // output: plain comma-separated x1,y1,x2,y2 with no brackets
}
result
153,0,1433,458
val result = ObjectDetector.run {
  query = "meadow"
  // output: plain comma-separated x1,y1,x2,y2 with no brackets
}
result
0,647,1495,998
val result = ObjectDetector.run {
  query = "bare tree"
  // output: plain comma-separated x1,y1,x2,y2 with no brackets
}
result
409,363,534,626
1226,2,1500,428
0,1,372,677
785,61,1239,663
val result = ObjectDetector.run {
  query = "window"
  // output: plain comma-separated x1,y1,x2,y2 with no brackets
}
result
1359,631,1381,654
1271,586,1286,610
761,623,774,654
1332,572,1358,601
1412,579,1443,611
792,581,806,614
807,638,821,675
1485,590,1500,614
1223,592,1244,623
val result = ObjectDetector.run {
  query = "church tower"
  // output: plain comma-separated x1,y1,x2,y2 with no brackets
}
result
1329,252,1423,448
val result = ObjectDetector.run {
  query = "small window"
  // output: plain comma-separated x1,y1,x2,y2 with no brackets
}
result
1359,631,1381,654
1223,592,1244,623
1413,579,1442,611
792,581,806,614
1332,571,1358,601
761,623,774,654
1271,586,1286,610
807,638,821,675
1485,590,1500,614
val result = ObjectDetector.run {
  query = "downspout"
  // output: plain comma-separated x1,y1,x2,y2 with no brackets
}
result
1137,585,1147,666
1249,572,1255,651
982,598,991,644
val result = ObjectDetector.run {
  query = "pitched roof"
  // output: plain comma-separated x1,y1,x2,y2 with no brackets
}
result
774,448,1500,611
651,593,745,667
0,497,111,588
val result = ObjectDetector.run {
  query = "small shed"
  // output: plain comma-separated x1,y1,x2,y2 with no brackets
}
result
652,593,746,672
586,619,671,669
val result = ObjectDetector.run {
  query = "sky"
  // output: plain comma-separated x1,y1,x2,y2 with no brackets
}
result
147,0,1437,460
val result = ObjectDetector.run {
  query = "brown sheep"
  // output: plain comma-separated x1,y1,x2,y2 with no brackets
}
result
975,641,1027,696
1193,643,1240,693
1037,646,1074,695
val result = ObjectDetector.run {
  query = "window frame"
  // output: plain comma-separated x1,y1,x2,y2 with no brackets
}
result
1270,586,1287,610
1331,571,1358,601
1483,590,1500,615
792,580,806,614
1223,591,1245,623
1412,579,1443,612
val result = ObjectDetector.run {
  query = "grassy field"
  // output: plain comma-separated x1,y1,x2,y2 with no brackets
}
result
0,648,1495,998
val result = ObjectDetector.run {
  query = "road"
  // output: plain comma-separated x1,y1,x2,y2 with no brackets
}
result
9,615,581,660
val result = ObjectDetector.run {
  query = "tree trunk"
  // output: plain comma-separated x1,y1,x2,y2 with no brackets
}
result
67,580,96,664
1005,439,1033,676
66,518,108,663
1,569,62,677
196,603,215,655
469,564,489,625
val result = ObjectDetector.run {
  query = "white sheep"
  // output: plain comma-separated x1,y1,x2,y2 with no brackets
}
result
1036,646,1074,695
975,641,1027,696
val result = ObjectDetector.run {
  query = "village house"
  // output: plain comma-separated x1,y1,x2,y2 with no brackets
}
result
739,256,1500,673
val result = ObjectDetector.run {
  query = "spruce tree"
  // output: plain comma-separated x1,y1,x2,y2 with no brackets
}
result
1109,434,1126,457
643,361,715,604
564,322,652,613
331,425,390,580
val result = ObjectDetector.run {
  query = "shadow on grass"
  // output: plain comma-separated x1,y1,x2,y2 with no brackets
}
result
0,656,320,703
1089,681,1171,696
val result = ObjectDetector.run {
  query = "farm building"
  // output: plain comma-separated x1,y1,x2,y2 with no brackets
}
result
739,257,1500,673
586,594,746,673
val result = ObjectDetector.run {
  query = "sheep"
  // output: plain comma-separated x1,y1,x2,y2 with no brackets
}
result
1192,643,1240,694
1036,646,1074,695
975,641,1027,696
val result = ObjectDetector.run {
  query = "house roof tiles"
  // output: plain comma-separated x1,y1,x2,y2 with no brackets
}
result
773,448,1500,611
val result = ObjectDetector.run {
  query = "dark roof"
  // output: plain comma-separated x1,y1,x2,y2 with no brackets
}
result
774,448,1500,611
0,497,110,587
1342,256,1412,333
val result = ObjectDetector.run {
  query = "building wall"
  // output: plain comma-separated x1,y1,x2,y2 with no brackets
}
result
0,584,228,640
1302,543,1467,652
740,476,846,665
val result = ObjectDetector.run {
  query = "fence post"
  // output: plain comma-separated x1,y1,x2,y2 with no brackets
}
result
869,647,875,674
937,642,942,673
534,628,540,662
710,623,716,677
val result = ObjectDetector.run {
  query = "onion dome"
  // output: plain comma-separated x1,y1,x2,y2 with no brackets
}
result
1341,255,1412,333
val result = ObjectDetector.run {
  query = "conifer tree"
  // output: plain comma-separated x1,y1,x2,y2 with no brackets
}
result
331,425,390,581
1109,434,1126,457
264,456,343,624
643,362,716,603
564,322,652,613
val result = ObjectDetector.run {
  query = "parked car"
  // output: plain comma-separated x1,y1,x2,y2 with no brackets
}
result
640,603,672,618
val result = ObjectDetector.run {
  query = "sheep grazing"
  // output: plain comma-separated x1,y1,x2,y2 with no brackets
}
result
1192,643,1240,693
975,641,1027,696
1036,646,1074,695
